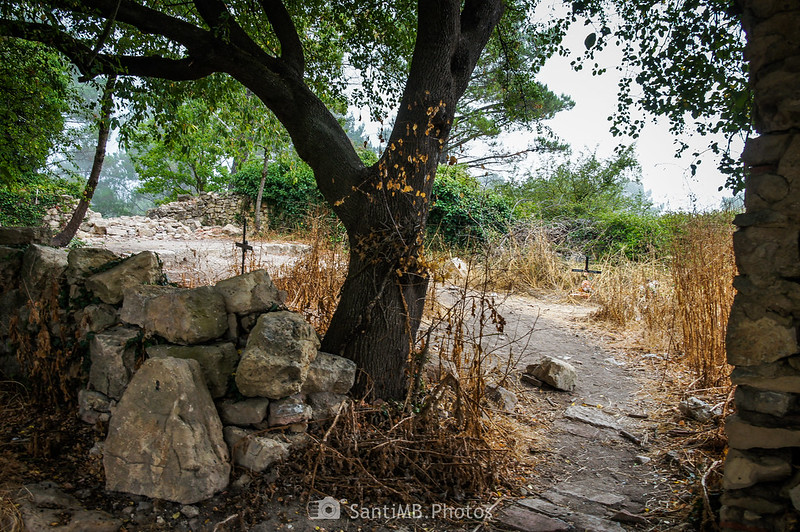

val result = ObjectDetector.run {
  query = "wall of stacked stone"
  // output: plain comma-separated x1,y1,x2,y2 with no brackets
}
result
722,1,800,530
0,234,355,505
146,192,269,229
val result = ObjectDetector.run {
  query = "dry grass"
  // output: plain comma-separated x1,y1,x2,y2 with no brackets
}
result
272,211,347,335
485,221,574,292
670,214,736,388
0,488,23,532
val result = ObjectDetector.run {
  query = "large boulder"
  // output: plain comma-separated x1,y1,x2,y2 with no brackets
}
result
85,251,162,304
65,248,119,284
235,311,319,398
104,357,230,504
20,244,68,293
88,326,141,400
301,351,356,394
214,270,285,315
147,342,238,398
145,286,228,345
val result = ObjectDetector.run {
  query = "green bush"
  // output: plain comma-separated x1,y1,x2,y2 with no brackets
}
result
0,173,81,227
231,153,324,230
428,165,513,246
591,211,669,259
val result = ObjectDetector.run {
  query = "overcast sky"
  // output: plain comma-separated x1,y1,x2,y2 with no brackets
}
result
530,16,743,212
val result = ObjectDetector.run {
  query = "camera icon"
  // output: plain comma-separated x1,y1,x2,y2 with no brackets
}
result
307,496,341,520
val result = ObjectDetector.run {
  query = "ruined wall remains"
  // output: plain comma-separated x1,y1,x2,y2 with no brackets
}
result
146,192,268,228
722,1,800,530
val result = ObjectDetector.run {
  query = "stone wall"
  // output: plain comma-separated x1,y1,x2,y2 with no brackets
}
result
722,1,800,530
0,237,355,505
146,192,269,228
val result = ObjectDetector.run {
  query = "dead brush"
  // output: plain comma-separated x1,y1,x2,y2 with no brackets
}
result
272,210,347,335
0,488,23,532
485,221,573,292
302,244,536,505
670,214,736,388
590,253,676,350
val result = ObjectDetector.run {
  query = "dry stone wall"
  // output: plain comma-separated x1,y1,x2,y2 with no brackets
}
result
723,1,800,530
146,192,269,229
0,236,355,505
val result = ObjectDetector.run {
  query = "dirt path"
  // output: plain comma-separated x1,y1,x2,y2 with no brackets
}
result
482,294,677,531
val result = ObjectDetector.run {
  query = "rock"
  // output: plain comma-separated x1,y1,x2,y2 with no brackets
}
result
236,311,319,398
268,394,312,426
216,398,271,426
530,356,577,392
635,455,652,465
734,385,795,417
223,426,290,472
180,505,200,518
88,326,141,400
145,286,228,345
76,304,118,337
65,248,119,284
723,449,792,490
221,224,241,236
20,244,68,293
0,245,23,291
85,251,163,304
214,270,285,315
301,351,356,394
564,405,622,431
104,357,230,504
78,389,114,425
119,285,180,327
679,397,714,423
520,374,543,387
726,414,800,449
517,498,626,532
731,358,800,392
726,303,798,366
146,342,237,398
494,505,570,532
307,392,349,421
486,384,518,413
0,226,51,245
442,257,468,280
23,481,80,509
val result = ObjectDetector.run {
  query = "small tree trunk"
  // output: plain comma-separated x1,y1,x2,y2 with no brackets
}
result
253,154,268,232
52,74,117,247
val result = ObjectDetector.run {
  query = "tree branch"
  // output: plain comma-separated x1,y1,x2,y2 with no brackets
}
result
257,0,304,77
0,19,217,80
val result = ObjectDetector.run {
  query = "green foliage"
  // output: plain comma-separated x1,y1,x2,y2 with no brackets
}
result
0,174,81,226
428,165,513,246
0,39,74,183
129,99,232,202
503,148,650,220
231,154,325,230
590,211,669,258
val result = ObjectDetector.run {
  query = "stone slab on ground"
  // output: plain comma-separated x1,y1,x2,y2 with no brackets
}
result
563,405,622,432
518,498,625,532
551,482,626,509
494,505,570,532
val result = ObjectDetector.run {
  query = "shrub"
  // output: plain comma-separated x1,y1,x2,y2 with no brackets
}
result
230,154,324,230
428,165,513,246
0,173,81,227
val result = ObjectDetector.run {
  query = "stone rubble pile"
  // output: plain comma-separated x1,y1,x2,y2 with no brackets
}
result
0,230,356,507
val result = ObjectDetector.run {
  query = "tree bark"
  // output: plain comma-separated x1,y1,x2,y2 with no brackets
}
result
52,74,116,248
253,152,268,232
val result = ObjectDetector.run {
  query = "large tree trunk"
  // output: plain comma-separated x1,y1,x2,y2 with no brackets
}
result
52,74,116,247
